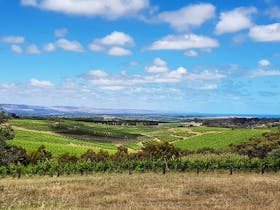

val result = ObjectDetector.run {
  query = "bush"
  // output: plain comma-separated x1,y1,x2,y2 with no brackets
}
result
28,145,52,164
58,153,78,164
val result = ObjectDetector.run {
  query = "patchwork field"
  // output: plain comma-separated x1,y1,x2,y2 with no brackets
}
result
8,119,271,155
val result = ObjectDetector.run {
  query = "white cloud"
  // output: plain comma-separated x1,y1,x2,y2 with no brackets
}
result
184,50,198,57
249,23,280,42
258,59,271,67
147,34,219,50
215,7,257,35
11,45,23,54
198,84,218,90
43,43,56,52
88,70,108,78
21,0,37,6
21,0,149,19
30,78,54,88
158,3,215,31
1,36,25,44
107,46,132,56
265,6,280,20
145,57,169,73
249,70,280,77
56,38,84,52
88,31,134,55
26,44,41,54
54,28,68,37
88,43,104,52
80,65,226,91
185,70,226,80
96,31,134,46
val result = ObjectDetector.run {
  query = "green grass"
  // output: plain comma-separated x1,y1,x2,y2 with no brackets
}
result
142,138,158,146
190,126,230,133
8,129,117,157
173,129,267,150
10,119,53,131
158,135,182,142
175,131,196,138
8,140,100,157
124,141,142,150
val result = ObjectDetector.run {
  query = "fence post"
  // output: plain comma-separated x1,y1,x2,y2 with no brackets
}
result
56,166,60,177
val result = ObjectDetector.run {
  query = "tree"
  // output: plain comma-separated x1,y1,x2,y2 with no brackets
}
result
229,130,280,159
28,145,52,164
142,141,180,160
0,113,28,166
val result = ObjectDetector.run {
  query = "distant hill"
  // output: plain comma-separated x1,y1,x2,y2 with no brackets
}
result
0,104,157,117
1,104,280,119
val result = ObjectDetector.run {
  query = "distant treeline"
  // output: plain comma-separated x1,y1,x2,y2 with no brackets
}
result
11,115,161,126
195,117,280,128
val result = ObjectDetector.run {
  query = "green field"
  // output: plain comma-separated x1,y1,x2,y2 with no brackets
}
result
173,129,267,150
8,129,117,157
8,119,271,155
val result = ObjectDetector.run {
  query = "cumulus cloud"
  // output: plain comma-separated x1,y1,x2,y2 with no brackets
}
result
215,7,257,35
87,70,108,78
43,43,56,52
107,46,132,56
21,0,149,19
158,3,215,31
79,62,226,91
184,50,198,57
30,78,54,88
185,70,226,80
11,45,23,54
147,34,219,50
88,44,104,52
249,23,280,42
1,36,25,44
56,38,84,52
258,59,271,67
88,31,134,56
26,44,41,54
54,28,68,37
145,57,169,73
94,31,134,46
249,60,280,77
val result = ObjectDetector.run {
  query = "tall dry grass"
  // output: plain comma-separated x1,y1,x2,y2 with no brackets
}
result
1,172,280,209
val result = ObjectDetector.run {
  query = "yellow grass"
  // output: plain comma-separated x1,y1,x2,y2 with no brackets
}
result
1,172,280,209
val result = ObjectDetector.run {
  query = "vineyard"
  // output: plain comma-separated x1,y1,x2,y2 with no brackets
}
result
2,116,280,210
8,119,271,154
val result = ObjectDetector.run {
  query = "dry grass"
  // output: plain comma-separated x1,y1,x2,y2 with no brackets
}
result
1,172,280,210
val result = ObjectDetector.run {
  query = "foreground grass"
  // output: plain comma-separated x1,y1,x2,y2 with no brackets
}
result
0,172,280,210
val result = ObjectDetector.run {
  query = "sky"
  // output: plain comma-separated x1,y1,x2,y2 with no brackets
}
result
0,0,280,114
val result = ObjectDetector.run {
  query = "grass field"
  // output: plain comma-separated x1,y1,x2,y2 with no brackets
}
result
8,119,271,155
173,129,267,150
1,172,280,209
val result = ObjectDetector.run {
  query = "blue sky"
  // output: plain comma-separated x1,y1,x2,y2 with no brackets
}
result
1,0,280,114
